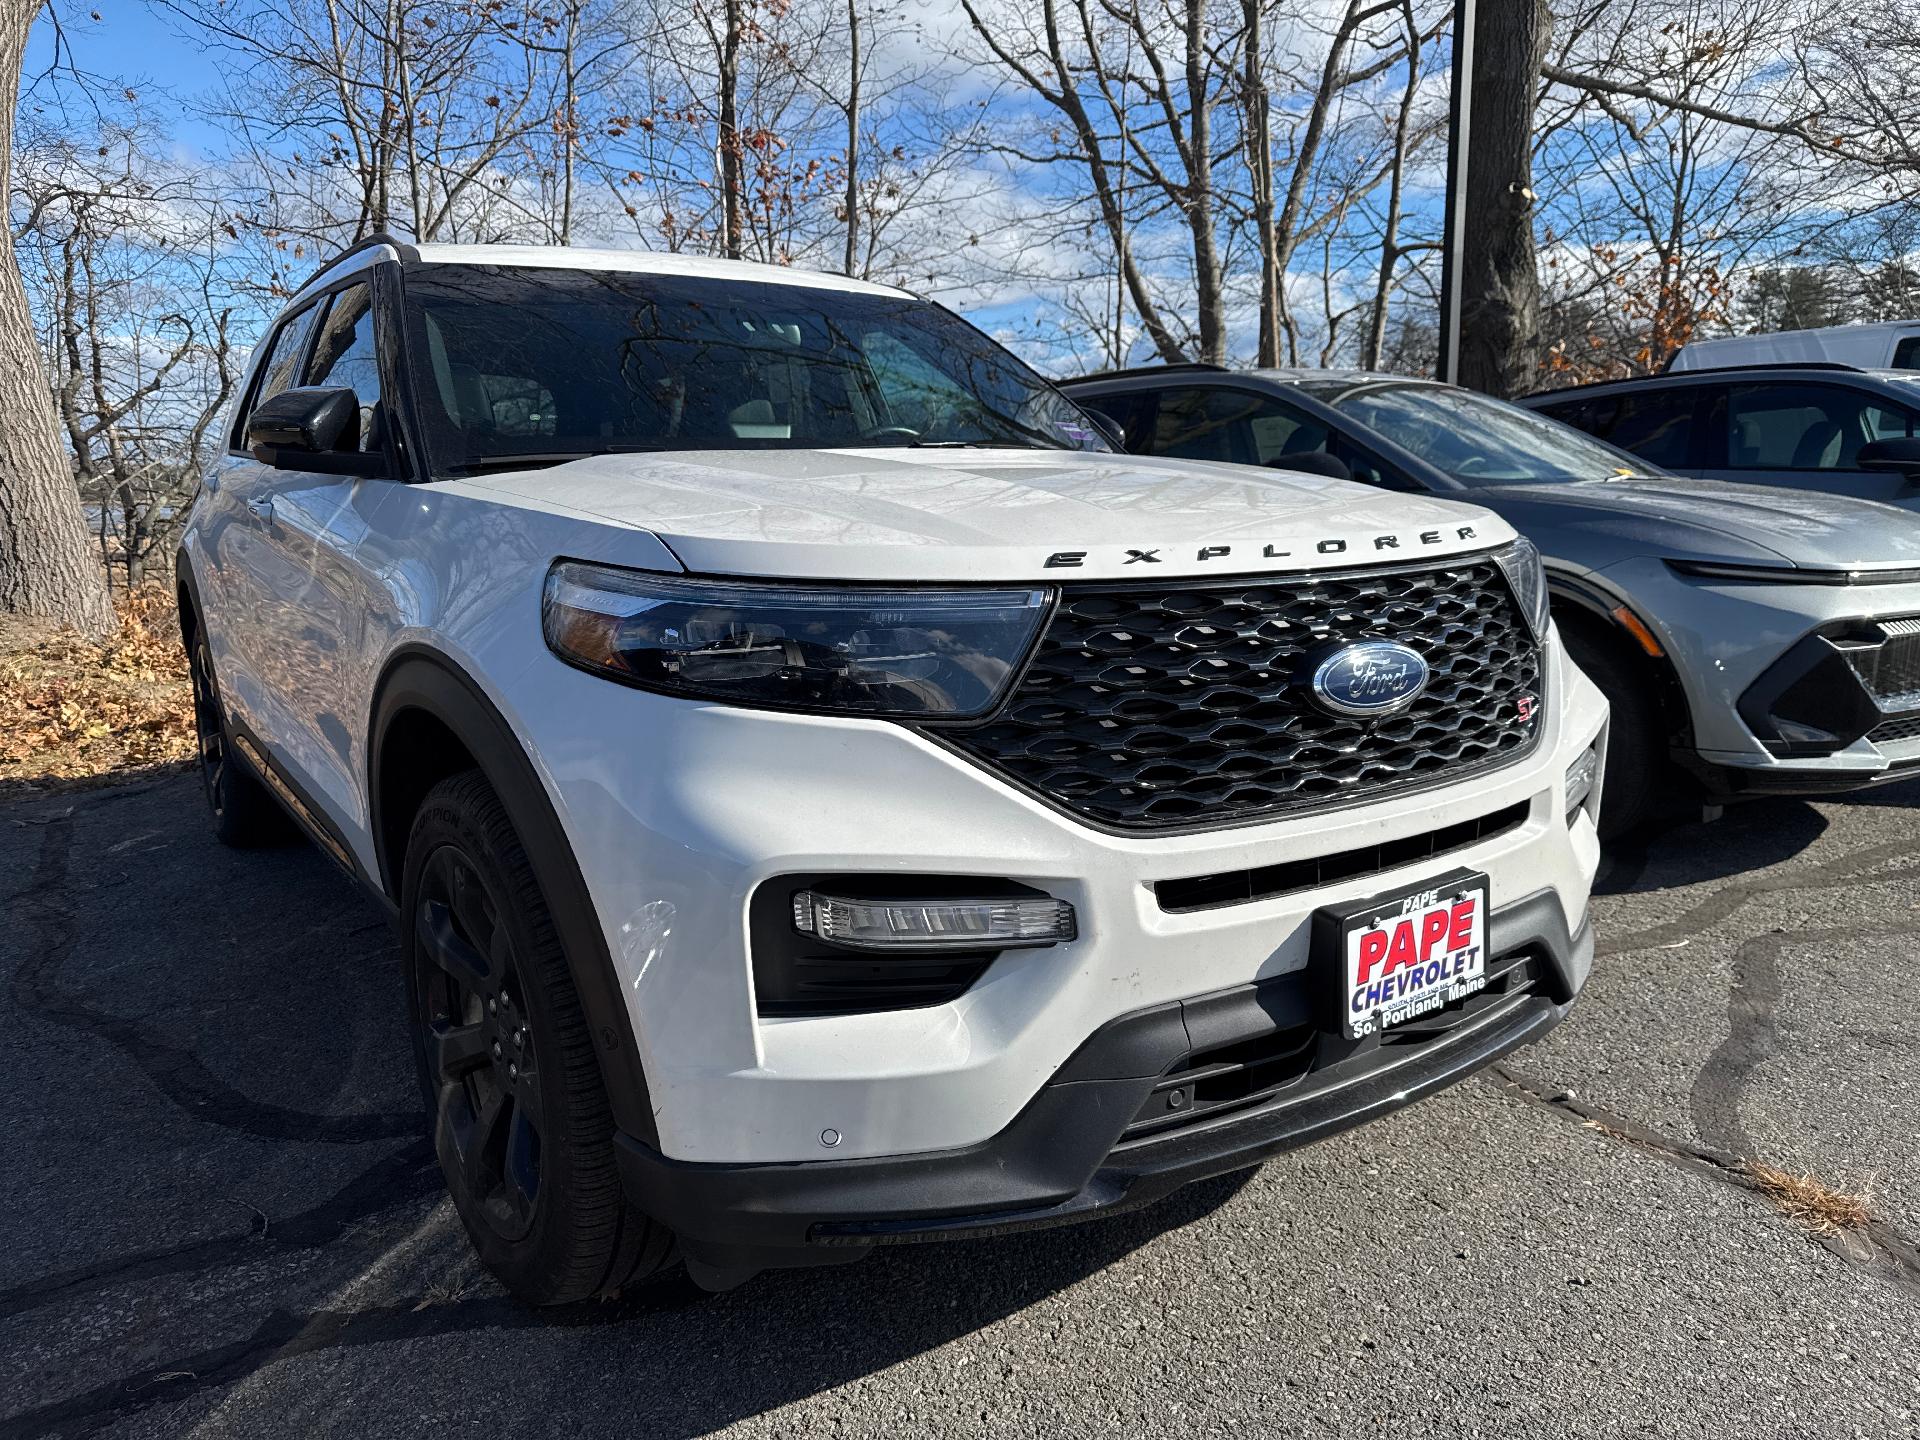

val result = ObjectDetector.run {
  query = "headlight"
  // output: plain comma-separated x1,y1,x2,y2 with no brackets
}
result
542,561,1052,717
1493,536,1550,639
1666,559,1920,586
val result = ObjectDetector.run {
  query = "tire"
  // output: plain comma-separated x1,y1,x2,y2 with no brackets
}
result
401,770,677,1305
186,628,292,847
1560,621,1663,840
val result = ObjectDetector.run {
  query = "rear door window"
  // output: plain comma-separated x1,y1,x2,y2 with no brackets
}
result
1151,387,1331,465
1893,336,1920,370
1077,391,1153,451
1724,383,1919,469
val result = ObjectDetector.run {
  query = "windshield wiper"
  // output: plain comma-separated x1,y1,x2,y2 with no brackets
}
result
448,444,679,474
907,438,1059,450
451,452,596,472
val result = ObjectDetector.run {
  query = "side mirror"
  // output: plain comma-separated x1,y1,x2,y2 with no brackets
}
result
1266,450,1353,482
1079,407,1128,451
247,387,387,477
1857,436,1920,480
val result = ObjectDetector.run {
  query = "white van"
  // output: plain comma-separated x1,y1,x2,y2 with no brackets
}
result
1667,319,1920,372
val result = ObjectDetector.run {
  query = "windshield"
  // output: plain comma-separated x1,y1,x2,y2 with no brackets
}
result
1296,378,1665,485
398,264,1106,473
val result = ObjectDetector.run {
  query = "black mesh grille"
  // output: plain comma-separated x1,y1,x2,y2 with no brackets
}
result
1870,713,1920,746
933,559,1543,830
1849,619,1920,704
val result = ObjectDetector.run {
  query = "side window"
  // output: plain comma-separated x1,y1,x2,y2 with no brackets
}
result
1864,402,1919,442
1543,389,1696,468
1725,383,1903,470
1076,392,1151,451
236,305,321,445
1893,336,1920,371
305,284,383,451
1323,432,1423,492
1150,387,1331,466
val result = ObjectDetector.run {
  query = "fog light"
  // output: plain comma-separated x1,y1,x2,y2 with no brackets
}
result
1565,745,1600,824
791,890,1077,950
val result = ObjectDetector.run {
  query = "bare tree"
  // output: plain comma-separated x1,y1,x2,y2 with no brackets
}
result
18,111,238,588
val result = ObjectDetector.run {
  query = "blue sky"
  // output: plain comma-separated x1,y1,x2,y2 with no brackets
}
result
28,6,228,150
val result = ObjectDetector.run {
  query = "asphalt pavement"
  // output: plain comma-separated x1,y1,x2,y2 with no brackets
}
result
5,769,1919,1438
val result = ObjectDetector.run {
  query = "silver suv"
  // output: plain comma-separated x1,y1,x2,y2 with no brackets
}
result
1063,365,1920,836
1521,364,1920,507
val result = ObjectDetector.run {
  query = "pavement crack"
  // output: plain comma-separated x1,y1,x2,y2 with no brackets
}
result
0,1296,544,1439
1489,1062,1920,1294
1598,836,1920,959
0,1141,440,1322
1689,920,1920,1160
10,814,421,1147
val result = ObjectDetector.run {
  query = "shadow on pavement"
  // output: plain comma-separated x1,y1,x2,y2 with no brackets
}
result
1595,796,1831,896
0,772,1250,1439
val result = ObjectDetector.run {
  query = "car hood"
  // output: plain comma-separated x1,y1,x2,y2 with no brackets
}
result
455,446,1514,581
1471,475,1920,570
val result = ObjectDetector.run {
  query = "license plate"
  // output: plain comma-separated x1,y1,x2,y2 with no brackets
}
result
1316,870,1490,1039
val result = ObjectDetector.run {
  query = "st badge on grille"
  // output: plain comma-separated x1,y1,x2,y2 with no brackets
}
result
1305,640,1431,719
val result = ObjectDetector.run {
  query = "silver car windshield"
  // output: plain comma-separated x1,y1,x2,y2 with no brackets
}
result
399,264,1110,473
1297,379,1663,485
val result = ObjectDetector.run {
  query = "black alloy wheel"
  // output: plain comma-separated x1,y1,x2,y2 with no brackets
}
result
401,770,677,1304
414,843,547,1242
187,629,288,846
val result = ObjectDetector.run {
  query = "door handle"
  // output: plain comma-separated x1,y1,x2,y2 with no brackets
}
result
246,497,274,524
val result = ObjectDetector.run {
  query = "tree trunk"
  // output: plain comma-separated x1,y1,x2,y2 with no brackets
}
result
0,1,115,637
1181,0,1225,363
718,0,745,259
1457,0,1550,397
1242,0,1280,365
842,0,861,276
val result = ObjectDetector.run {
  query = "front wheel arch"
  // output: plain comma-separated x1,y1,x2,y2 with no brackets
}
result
368,649,660,1149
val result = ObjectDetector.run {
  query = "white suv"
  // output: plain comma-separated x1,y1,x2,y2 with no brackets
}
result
178,238,1608,1300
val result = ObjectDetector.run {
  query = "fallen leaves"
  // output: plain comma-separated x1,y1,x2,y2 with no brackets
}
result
0,584,196,784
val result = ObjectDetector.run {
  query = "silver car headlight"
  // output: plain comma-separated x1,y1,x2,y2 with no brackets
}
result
542,560,1053,717
1493,537,1550,639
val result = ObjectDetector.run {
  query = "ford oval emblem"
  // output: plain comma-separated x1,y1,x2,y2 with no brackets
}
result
1307,641,1430,718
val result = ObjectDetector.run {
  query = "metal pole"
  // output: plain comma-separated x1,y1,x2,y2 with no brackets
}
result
1434,0,1476,385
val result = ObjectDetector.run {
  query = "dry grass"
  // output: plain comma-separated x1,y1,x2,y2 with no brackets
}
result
0,584,196,785
1744,1160,1874,1235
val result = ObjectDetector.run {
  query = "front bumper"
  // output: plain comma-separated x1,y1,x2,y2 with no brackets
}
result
1590,557,1920,791
617,890,1590,1280
528,625,1604,1169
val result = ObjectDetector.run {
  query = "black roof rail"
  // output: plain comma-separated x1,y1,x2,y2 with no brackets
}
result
1521,359,1868,401
286,231,422,299
1663,360,1866,377
1064,361,1227,383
